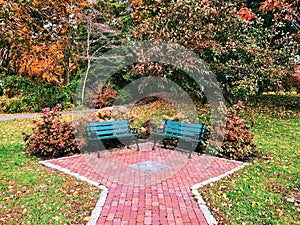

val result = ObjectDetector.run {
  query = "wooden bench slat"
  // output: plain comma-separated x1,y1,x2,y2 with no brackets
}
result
165,124,204,133
87,124,129,131
88,120,130,126
88,128,134,137
152,132,202,142
166,120,205,128
164,127,200,137
86,119,140,157
88,133,138,141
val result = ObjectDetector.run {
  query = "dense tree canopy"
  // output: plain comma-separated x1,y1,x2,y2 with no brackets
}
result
129,0,299,100
0,0,88,84
0,0,299,99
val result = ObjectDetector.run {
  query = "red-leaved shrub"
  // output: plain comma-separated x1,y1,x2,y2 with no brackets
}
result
88,83,117,108
284,67,300,92
208,101,256,161
24,104,80,157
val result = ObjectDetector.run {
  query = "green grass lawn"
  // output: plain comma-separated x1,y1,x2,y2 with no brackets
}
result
0,119,100,224
199,95,300,225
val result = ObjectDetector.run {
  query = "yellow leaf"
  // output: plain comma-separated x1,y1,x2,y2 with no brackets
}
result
251,201,261,207
83,216,90,222
52,216,60,221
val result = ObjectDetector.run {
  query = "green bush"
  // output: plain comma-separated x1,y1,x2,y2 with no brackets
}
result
0,74,34,98
0,96,28,113
0,74,78,113
24,104,80,158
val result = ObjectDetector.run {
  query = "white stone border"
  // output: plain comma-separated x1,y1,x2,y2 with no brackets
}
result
191,162,248,225
39,159,109,225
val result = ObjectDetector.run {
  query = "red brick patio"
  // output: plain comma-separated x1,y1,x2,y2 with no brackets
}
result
41,142,244,225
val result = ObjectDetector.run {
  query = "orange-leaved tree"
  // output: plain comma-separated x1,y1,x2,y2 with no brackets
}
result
0,0,88,85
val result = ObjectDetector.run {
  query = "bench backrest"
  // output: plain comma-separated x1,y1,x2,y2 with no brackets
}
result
86,120,131,140
164,120,206,141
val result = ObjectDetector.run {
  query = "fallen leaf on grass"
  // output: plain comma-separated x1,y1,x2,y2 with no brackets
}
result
249,201,261,207
84,216,90,222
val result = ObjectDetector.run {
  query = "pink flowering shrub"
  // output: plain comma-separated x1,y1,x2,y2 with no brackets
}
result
207,101,256,161
24,104,79,157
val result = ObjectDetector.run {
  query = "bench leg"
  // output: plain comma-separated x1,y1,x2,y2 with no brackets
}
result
152,139,156,150
92,141,101,158
188,150,192,159
90,141,101,158
188,143,196,159
136,138,140,151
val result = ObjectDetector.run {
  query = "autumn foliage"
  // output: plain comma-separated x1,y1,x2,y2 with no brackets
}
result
209,101,257,160
239,7,255,21
24,104,80,157
285,66,300,91
0,0,87,84
88,83,117,108
17,42,75,85
259,0,299,14
130,0,296,99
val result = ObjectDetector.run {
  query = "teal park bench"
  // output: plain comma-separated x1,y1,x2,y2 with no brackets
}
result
86,120,140,157
151,120,206,158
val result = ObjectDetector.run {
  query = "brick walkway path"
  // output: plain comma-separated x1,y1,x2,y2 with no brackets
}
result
41,143,243,225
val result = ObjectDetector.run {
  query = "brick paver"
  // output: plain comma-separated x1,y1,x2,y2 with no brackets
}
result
44,142,243,224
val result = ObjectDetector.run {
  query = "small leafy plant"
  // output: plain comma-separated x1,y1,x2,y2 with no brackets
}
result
210,101,257,161
24,104,80,157
88,83,117,108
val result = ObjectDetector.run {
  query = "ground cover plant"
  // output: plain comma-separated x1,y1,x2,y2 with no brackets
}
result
0,118,100,224
198,94,300,224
